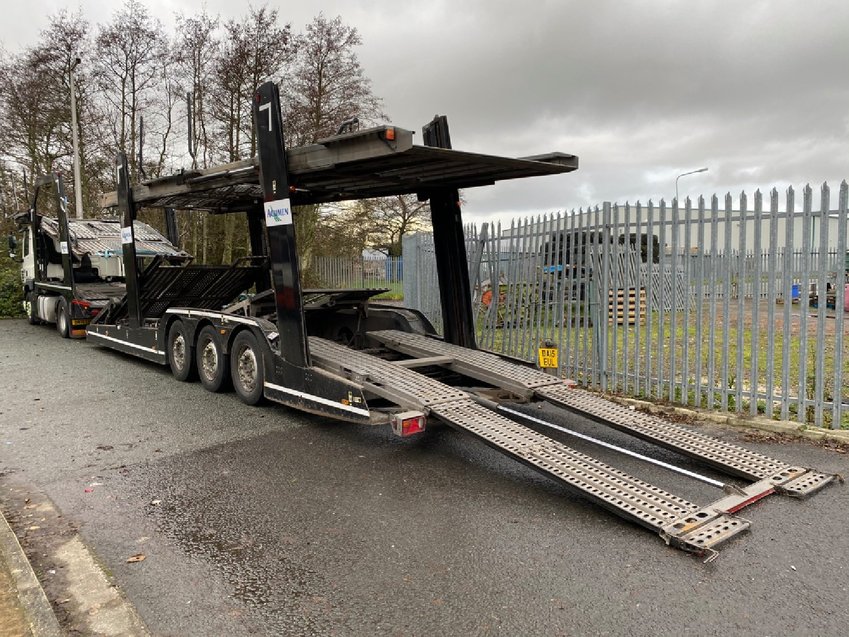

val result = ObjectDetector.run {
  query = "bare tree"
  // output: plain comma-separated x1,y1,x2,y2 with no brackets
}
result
0,10,91,188
212,6,290,162
205,7,290,264
0,52,66,180
38,11,93,214
95,0,168,181
174,11,220,169
280,14,387,266
0,4,395,265
366,195,432,257
283,13,385,146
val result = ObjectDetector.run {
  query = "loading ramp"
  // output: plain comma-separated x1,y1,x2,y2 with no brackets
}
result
96,258,267,324
310,336,758,557
311,333,838,558
368,329,834,497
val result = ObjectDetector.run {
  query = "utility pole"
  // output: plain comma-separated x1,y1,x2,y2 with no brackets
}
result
70,56,84,218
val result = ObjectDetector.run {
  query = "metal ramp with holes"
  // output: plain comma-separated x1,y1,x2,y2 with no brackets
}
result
309,336,760,558
367,330,835,498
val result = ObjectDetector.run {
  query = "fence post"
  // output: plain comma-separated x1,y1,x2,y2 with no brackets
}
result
764,189,779,420
780,187,795,421
750,190,763,416
797,186,813,421
833,182,848,429
814,183,830,427
402,233,419,312
599,203,612,391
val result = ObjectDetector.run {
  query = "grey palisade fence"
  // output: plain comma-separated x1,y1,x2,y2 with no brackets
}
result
404,182,849,429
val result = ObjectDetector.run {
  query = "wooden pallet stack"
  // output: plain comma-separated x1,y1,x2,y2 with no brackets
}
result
608,287,646,325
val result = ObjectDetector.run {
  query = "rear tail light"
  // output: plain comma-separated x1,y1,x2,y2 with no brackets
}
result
71,298,99,316
71,299,91,310
390,411,426,437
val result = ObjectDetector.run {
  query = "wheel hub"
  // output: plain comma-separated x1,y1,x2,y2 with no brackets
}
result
237,347,258,392
172,334,186,369
201,341,218,378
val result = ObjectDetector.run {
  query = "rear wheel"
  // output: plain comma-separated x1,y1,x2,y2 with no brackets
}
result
230,331,265,405
196,325,230,392
56,299,70,338
167,321,196,382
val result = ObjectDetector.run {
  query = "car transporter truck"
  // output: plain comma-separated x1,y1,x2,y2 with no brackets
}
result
16,82,838,560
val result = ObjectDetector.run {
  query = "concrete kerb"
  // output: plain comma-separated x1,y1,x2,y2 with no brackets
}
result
0,510,62,637
609,395,849,446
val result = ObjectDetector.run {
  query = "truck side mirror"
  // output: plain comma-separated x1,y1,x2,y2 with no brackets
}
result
7,233,21,261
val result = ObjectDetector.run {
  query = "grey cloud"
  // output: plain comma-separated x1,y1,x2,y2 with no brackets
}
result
2,0,847,218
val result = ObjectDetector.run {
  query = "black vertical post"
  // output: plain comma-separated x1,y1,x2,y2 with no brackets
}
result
164,207,179,247
53,174,75,293
247,206,271,292
253,82,308,367
116,153,141,327
28,186,42,281
422,116,477,348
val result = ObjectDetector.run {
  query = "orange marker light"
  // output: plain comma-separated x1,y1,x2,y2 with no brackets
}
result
385,127,396,141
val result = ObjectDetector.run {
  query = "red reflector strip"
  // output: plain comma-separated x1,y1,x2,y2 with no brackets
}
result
726,488,775,514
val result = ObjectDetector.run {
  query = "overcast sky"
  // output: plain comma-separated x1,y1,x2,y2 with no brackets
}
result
2,0,848,223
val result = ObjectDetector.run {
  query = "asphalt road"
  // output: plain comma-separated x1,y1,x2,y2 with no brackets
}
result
1,318,848,636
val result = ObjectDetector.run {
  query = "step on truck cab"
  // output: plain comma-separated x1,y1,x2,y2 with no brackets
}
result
13,173,188,337
85,81,837,559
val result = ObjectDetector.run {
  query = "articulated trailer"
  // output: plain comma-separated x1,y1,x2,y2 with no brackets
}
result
71,82,836,559
15,174,187,338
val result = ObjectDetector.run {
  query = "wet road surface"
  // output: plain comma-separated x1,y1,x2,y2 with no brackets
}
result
1,319,848,636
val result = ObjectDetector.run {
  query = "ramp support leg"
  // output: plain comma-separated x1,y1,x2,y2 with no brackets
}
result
115,153,142,328
422,115,476,349
253,81,309,368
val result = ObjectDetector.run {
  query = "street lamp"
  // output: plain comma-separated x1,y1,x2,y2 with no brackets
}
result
69,56,83,219
675,167,708,202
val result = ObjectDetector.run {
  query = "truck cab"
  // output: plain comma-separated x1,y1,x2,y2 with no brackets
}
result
15,173,187,337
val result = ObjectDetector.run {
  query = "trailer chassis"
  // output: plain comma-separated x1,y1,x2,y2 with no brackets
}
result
82,81,838,558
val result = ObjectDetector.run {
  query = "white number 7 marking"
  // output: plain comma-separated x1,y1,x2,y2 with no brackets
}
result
259,102,272,131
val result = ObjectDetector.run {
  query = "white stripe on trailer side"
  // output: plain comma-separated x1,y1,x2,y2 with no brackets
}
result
263,381,370,417
36,283,73,291
165,308,258,326
87,330,162,355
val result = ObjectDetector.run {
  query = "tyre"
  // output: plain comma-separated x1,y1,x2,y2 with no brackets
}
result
230,330,265,405
56,299,70,338
167,320,196,382
196,325,230,392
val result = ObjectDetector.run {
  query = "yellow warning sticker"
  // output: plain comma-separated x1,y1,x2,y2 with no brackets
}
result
538,347,558,369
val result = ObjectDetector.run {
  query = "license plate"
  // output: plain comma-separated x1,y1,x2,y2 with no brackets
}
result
538,347,558,369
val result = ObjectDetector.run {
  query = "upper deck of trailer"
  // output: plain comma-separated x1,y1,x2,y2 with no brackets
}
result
100,125,578,212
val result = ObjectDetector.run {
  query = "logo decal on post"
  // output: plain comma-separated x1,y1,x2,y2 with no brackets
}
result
60,241,69,255
264,198,293,227
120,226,133,244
